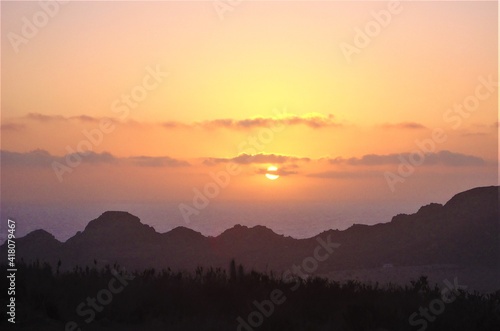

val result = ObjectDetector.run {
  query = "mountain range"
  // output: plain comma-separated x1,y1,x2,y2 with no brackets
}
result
2,186,498,274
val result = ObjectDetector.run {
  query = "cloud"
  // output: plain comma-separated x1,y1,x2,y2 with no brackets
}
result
0,123,25,131
202,113,339,129
328,150,486,167
328,154,401,166
1,149,56,167
381,122,427,130
163,113,340,130
69,115,114,124
203,153,311,166
128,156,190,167
162,121,189,129
307,170,381,179
22,113,119,125
24,113,66,122
204,150,486,169
1,150,189,168
11,112,340,131
460,132,489,137
77,151,117,164
1,149,117,167
458,122,498,137
284,113,339,128
426,150,486,166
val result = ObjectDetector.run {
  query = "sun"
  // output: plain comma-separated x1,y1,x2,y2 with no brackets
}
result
265,166,280,180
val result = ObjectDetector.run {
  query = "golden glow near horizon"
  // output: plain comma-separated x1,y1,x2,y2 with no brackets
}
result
1,1,497,205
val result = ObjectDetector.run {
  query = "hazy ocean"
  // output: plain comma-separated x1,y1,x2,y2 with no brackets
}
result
0,201,419,243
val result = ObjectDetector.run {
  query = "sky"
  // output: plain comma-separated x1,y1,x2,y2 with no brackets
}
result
1,1,498,219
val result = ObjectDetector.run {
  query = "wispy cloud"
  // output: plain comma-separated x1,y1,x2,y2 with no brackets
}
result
164,113,341,130
10,112,340,131
128,156,190,167
24,113,66,122
327,151,486,167
203,153,311,166
1,150,189,168
0,123,25,131
381,122,427,130
307,170,381,179
23,113,119,124
1,149,116,167
1,149,56,166
460,132,489,137
162,121,189,129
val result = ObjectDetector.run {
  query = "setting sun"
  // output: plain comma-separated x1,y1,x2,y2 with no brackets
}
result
265,166,280,180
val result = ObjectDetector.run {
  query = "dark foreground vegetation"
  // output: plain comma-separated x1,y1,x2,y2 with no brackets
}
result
1,260,499,331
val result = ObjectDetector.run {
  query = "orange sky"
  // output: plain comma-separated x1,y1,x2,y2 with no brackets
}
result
1,1,498,208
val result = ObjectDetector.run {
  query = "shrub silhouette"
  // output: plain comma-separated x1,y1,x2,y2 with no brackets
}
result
1,260,499,330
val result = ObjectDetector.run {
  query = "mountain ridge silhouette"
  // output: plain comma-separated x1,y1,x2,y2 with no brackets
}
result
3,186,498,273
